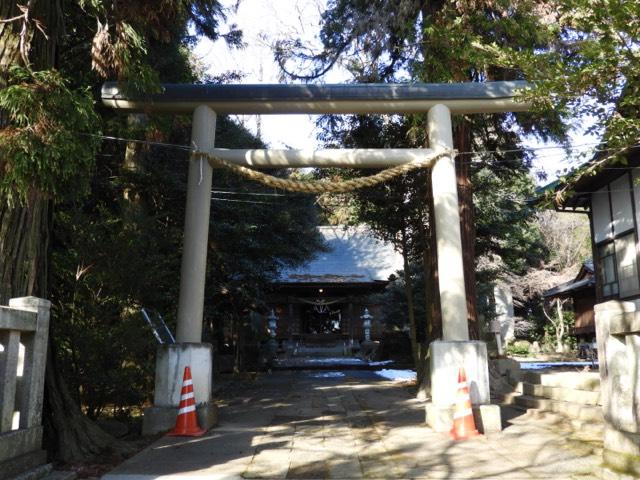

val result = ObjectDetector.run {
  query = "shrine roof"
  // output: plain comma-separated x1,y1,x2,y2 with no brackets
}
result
277,226,403,284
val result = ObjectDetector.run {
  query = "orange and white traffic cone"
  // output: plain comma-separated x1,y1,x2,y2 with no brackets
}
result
450,367,480,440
168,366,206,437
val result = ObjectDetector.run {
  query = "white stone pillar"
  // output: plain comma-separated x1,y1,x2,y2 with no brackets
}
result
143,106,218,435
176,106,216,343
427,104,469,341
425,105,500,434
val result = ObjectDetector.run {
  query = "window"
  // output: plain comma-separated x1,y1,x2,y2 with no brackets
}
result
592,187,612,243
615,232,640,297
598,242,619,298
591,172,640,300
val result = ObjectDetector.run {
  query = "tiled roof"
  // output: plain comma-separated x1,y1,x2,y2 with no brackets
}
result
277,226,403,284
543,260,595,298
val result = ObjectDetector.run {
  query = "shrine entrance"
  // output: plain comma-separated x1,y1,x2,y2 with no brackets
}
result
102,80,530,435
302,303,342,335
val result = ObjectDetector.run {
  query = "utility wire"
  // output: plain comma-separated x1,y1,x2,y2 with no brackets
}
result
211,189,290,197
210,197,277,205
82,131,637,166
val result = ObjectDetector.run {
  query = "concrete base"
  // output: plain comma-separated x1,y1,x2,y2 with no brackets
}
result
153,343,213,406
429,340,490,406
142,342,215,435
425,402,454,433
142,403,218,436
602,468,640,480
594,300,640,478
425,403,501,434
426,340,499,433
601,425,640,478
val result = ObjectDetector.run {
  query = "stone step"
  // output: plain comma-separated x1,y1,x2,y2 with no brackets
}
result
514,394,604,422
503,406,604,453
522,371,601,391
41,471,76,480
493,391,523,405
522,381,601,406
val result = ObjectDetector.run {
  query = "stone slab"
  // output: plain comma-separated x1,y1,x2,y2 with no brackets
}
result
0,449,47,480
41,471,77,480
522,371,601,391
522,382,601,405
10,464,52,480
0,426,43,463
153,343,213,407
473,404,502,434
103,370,603,480
429,340,490,406
142,403,218,436
492,358,522,385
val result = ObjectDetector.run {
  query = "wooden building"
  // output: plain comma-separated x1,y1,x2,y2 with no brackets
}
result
266,226,403,344
543,261,596,341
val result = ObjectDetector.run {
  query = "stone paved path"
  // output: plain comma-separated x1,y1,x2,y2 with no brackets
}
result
102,370,603,479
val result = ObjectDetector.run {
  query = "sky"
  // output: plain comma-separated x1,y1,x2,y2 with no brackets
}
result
192,0,598,184
193,0,334,149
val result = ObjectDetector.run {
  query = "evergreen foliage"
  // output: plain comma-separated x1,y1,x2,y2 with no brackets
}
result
0,0,321,460
0,67,99,206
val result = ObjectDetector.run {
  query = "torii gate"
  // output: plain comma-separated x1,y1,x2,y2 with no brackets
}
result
102,81,529,434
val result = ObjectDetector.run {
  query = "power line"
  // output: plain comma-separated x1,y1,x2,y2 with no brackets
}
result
84,131,637,165
211,197,277,205
81,133,192,151
211,189,290,197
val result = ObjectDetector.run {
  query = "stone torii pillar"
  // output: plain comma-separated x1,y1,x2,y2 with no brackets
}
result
426,104,495,433
143,106,219,434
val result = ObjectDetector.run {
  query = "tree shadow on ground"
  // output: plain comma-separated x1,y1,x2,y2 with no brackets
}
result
102,370,602,479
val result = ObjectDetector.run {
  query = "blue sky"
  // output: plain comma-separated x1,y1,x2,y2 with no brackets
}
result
192,0,597,184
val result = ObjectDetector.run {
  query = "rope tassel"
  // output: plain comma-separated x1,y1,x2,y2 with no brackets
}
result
191,149,455,194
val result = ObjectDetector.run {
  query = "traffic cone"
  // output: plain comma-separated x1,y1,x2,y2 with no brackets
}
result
168,366,206,437
450,367,480,440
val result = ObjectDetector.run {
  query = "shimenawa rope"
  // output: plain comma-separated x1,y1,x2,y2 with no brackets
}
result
190,149,454,194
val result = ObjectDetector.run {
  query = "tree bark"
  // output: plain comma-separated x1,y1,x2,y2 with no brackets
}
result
400,227,419,369
399,224,430,399
122,114,148,222
43,342,131,463
454,118,479,340
424,170,442,343
0,192,50,304
0,0,127,463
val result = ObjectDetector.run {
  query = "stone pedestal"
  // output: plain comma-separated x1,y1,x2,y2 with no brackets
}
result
594,300,640,479
142,343,217,435
426,340,500,433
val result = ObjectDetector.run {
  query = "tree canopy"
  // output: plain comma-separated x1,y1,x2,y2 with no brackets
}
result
0,0,323,462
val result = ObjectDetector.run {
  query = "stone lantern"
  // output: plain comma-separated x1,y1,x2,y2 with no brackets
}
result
361,308,372,342
267,309,278,338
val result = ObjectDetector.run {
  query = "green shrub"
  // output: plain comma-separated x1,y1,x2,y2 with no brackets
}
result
506,340,531,356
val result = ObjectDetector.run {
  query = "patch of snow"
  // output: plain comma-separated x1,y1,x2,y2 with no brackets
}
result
368,360,394,366
519,361,598,370
375,369,417,382
304,358,366,365
308,371,346,378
